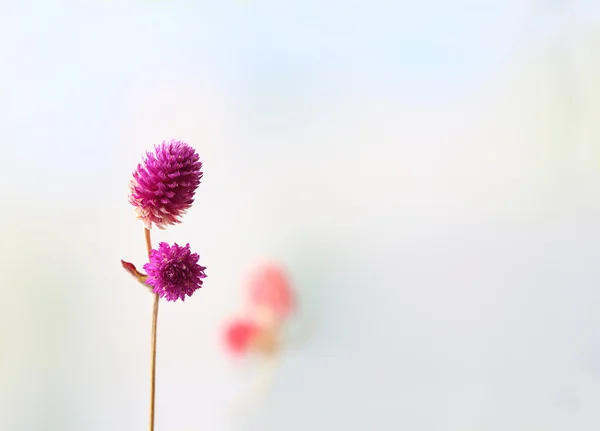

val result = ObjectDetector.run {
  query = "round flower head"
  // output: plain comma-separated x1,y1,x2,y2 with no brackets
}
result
129,140,203,229
246,262,294,321
143,242,207,302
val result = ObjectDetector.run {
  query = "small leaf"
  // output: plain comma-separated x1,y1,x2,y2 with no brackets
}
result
121,259,138,275
121,259,150,285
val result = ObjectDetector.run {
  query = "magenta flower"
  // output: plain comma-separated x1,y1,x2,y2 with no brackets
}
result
143,242,207,302
129,139,203,229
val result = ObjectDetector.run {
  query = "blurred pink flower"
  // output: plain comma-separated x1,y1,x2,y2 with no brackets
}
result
223,262,296,359
224,318,261,355
223,262,306,411
246,262,295,322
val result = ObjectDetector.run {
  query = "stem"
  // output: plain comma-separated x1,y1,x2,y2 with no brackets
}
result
145,228,159,431
232,350,280,416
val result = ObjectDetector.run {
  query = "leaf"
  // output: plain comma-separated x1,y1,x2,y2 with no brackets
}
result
121,259,149,285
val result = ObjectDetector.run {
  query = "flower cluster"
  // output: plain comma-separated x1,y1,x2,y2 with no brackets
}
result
122,139,206,302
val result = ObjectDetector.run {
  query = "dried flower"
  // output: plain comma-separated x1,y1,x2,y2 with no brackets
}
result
143,242,207,302
129,140,203,229
247,263,294,321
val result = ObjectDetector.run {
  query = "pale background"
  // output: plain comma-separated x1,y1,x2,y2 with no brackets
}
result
1,1,600,430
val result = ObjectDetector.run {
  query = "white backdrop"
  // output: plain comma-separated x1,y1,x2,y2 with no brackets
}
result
1,1,600,430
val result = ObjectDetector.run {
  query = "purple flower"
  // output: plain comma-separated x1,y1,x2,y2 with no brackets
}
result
129,140,203,229
143,242,207,302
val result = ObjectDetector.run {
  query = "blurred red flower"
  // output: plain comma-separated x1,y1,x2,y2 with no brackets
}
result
223,261,295,357
224,318,261,355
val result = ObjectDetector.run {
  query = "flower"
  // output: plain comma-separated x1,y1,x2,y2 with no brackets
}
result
246,262,294,321
224,317,281,357
129,140,203,229
224,318,261,355
143,242,207,302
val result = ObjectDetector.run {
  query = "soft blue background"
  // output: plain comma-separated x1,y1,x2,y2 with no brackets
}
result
1,1,600,430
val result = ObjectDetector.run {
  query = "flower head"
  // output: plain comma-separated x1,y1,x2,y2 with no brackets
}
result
246,262,294,321
129,140,203,229
224,318,260,355
143,242,207,302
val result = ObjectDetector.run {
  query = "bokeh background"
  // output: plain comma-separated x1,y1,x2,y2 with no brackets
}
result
1,1,600,430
